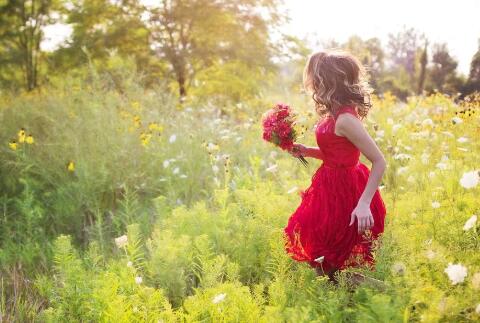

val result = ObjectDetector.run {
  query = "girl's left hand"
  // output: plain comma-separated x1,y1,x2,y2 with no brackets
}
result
349,201,374,234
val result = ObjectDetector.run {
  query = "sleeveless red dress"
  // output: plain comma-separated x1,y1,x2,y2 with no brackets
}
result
283,105,387,273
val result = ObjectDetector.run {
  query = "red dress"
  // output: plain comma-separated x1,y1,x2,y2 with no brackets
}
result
283,105,387,273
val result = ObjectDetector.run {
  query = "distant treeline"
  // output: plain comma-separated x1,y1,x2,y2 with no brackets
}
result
0,1,479,101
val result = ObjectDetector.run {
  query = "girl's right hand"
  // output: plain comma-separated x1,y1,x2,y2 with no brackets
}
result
289,143,308,158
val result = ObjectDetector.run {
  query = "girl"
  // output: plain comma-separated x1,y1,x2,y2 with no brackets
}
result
284,49,387,287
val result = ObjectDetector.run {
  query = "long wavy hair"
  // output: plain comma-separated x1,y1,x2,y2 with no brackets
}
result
303,49,373,120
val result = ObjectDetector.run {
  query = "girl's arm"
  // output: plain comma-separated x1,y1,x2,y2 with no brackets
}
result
335,113,387,233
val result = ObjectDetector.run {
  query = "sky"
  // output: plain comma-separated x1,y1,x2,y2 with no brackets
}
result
42,0,480,76
279,0,480,75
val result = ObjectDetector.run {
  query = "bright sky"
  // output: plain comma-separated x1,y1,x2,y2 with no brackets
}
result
42,0,479,76
280,0,480,75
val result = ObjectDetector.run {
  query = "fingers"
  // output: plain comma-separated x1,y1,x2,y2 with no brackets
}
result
349,212,355,226
358,217,365,234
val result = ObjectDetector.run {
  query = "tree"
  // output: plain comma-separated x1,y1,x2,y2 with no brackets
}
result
387,26,420,83
0,0,60,90
342,35,385,91
464,40,480,95
146,0,283,99
417,40,428,95
427,43,462,94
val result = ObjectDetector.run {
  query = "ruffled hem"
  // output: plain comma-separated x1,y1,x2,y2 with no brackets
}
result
283,162,386,272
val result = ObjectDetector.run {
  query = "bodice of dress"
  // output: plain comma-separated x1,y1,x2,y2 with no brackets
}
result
314,106,361,168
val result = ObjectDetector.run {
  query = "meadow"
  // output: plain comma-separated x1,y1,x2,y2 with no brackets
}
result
0,69,479,322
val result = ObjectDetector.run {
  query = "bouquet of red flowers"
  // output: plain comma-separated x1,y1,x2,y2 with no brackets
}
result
262,103,308,167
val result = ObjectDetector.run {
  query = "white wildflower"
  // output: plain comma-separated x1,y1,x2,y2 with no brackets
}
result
421,118,434,127
457,137,469,143
397,166,409,175
314,256,325,263
393,153,411,161
463,215,477,231
163,160,170,168
114,235,128,248
421,152,430,164
179,174,187,178
392,262,406,275
376,130,385,137
135,276,143,284
460,170,480,189
168,134,177,143
451,116,463,124
476,304,480,314
266,164,278,172
212,293,226,304
387,118,394,125
436,162,448,170
426,249,436,260
472,273,480,289
287,186,298,194
212,165,219,173
444,263,467,285
172,167,180,174
127,261,133,267
432,201,441,209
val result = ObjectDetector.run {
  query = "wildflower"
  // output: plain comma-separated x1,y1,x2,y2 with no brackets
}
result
212,293,227,304
392,124,402,133
460,170,480,189
8,140,18,150
179,174,187,178
463,215,477,231
115,235,128,248
431,201,441,209
135,276,143,284
26,134,34,144
163,160,170,168
393,153,411,161
396,166,408,175
421,118,434,127
287,186,298,194
457,137,469,143
206,142,219,152
172,167,180,174
169,134,177,143
67,161,75,172
444,263,467,285
266,164,278,172
131,101,140,110
314,256,324,263
451,116,463,124
18,128,26,143
392,262,406,275
472,272,480,289
436,162,448,170
212,165,219,173
476,304,480,314
140,132,152,147
127,261,133,267
133,115,141,128
421,152,429,164
426,249,436,260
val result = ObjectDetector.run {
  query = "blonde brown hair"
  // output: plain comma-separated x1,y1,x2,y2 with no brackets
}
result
303,49,373,120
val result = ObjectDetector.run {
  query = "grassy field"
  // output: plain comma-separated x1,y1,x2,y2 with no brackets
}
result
0,72,479,322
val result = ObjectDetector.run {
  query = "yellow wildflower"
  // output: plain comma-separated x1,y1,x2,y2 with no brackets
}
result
26,134,34,144
18,128,26,143
67,161,75,172
131,101,140,110
140,132,152,147
8,140,18,150
133,115,141,128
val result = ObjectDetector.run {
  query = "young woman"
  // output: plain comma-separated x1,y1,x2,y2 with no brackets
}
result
283,49,387,287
